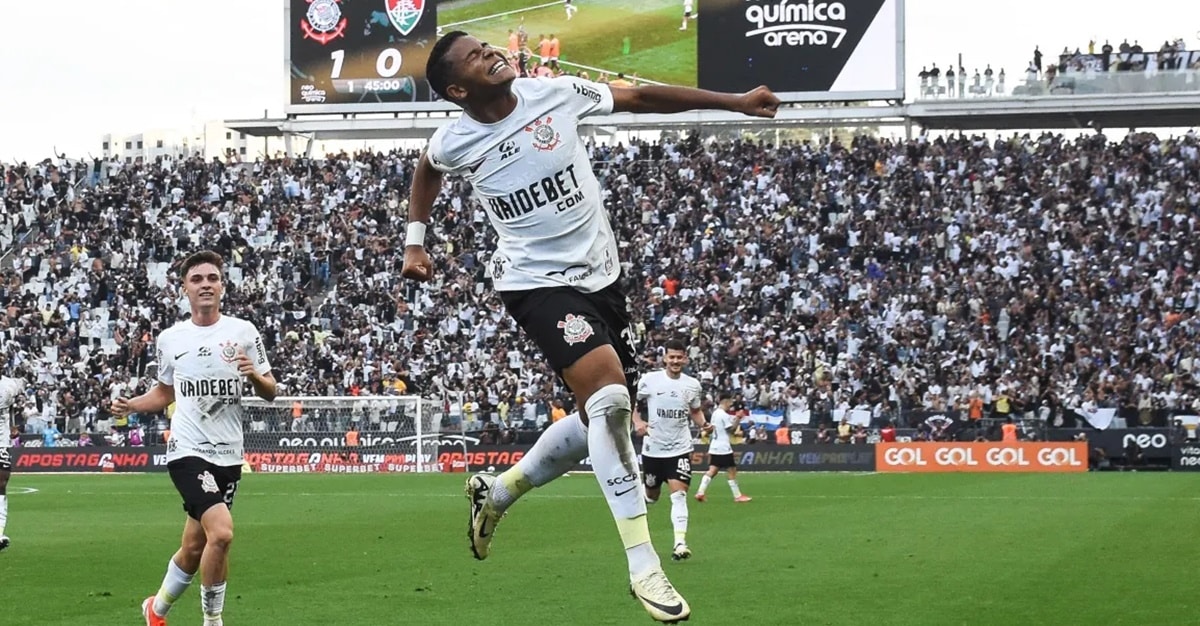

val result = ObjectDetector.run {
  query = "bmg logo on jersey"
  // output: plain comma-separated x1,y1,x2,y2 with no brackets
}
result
572,82,602,104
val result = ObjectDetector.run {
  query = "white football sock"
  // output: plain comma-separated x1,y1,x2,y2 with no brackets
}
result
728,479,743,498
153,559,195,616
586,384,658,577
0,494,7,536
697,475,712,495
201,582,226,623
670,490,688,545
491,413,588,513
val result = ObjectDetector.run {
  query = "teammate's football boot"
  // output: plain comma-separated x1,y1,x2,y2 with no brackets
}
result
630,567,691,623
694,493,706,503
0,535,9,552
141,596,167,626
465,473,503,560
734,495,752,503
671,542,692,561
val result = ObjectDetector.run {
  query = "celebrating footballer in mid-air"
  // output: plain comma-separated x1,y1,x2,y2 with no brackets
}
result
401,29,778,623
115,251,276,626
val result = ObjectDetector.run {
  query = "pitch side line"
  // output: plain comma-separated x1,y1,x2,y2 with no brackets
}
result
58,491,1200,502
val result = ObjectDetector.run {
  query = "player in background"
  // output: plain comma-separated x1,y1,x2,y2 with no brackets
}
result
632,339,711,561
565,0,578,20
114,250,276,626
403,31,777,623
696,394,751,503
0,376,27,552
679,0,697,30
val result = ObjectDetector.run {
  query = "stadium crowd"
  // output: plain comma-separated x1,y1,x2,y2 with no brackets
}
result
4,125,1200,441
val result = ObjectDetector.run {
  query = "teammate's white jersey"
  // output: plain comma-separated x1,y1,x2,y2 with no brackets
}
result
0,377,25,450
427,77,619,293
709,408,735,455
637,370,702,458
157,315,271,466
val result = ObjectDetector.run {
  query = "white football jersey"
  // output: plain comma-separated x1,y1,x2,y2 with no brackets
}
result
157,315,271,466
427,76,619,293
0,377,25,450
709,408,735,455
637,370,702,458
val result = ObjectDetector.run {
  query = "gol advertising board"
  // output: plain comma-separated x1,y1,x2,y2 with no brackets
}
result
876,442,1088,473
699,0,905,102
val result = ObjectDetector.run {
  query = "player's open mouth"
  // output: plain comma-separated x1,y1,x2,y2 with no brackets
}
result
489,61,507,76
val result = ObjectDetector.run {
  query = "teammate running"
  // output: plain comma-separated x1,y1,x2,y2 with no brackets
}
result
115,250,277,626
633,339,711,561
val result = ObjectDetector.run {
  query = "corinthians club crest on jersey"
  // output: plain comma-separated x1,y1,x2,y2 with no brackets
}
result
386,0,425,36
557,314,594,345
525,116,561,152
219,340,239,364
301,0,347,45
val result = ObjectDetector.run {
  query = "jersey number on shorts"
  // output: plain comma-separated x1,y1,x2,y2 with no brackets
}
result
676,457,691,474
223,480,240,506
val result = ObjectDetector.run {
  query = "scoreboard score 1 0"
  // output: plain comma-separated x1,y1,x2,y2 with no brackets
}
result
286,0,440,112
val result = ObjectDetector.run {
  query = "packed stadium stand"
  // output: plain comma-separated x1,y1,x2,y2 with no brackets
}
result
4,126,1199,444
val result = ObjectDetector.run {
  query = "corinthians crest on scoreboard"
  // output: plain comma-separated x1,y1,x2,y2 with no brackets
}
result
386,0,425,36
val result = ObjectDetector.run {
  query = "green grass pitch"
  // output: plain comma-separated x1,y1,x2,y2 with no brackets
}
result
437,0,698,87
1,472,1196,625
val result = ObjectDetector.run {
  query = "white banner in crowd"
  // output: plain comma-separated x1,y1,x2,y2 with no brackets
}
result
1074,407,1118,430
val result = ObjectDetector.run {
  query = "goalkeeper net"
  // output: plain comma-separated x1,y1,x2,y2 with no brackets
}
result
240,396,468,473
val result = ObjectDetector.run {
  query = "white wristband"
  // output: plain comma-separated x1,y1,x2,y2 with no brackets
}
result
405,221,427,248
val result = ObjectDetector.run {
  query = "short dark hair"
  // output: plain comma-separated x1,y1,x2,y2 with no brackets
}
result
180,250,224,279
427,30,469,101
718,392,733,403
664,339,687,353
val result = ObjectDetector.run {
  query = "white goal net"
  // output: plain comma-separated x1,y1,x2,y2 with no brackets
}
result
240,396,466,473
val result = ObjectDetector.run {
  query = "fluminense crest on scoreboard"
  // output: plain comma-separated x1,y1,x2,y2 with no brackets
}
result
386,0,425,37
301,0,347,45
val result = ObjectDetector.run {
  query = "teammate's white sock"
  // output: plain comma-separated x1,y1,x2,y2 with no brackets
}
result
697,475,712,496
586,384,659,577
201,582,226,624
0,494,7,536
566,5,577,19
491,412,588,513
669,490,688,545
728,479,743,498
680,19,687,29
153,559,194,616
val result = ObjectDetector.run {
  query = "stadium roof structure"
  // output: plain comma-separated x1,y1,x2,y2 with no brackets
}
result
226,91,1200,151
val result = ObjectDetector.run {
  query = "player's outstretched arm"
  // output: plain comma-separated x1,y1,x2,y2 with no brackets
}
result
401,152,444,283
609,84,780,118
112,383,175,417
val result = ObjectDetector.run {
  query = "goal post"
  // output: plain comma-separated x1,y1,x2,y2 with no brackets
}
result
240,396,470,473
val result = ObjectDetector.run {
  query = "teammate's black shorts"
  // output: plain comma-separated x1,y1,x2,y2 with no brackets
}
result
168,456,242,520
708,453,736,469
642,453,693,487
499,281,637,389
0,448,10,471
